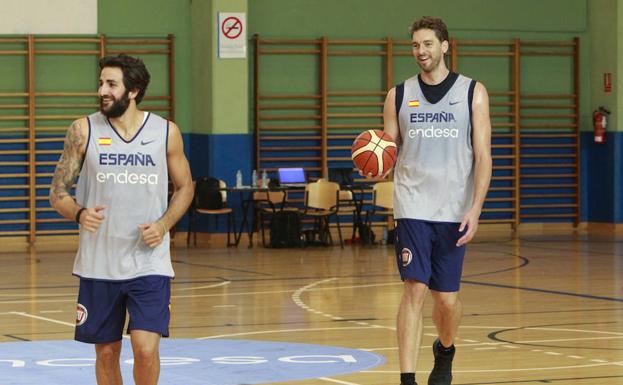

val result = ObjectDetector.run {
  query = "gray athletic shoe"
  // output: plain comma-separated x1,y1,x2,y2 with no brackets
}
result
428,339,454,385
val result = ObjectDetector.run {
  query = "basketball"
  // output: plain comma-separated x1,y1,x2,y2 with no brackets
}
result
351,129,397,177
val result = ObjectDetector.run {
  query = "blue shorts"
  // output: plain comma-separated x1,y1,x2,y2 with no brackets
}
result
394,219,466,292
75,275,171,344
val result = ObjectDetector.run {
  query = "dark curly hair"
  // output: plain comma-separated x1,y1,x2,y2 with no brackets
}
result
99,54,151,104
409,16,449,43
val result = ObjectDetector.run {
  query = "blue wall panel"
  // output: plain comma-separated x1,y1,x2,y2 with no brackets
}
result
2,131,623,235
580,131,618,223
184,133,253,233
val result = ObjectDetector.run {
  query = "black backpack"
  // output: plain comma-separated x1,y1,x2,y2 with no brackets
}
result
269,211,303,248
194,177,224,210
358,222,376,245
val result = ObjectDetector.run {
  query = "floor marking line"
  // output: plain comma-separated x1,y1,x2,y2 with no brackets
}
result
9,311,74,327
198,326,383,339
362,361,616,373
173,281,231,292
0,293,75,297
524,327,623,336
515,335,623,344
0,299,75,305
9,311,130,340
319,377,362,385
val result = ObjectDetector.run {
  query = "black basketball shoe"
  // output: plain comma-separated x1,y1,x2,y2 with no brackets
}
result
428,339,455,385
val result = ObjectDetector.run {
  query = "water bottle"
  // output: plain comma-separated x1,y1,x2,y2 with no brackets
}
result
261,169,268,187
235,170,242,188
381,227,388,245
251,169,258,187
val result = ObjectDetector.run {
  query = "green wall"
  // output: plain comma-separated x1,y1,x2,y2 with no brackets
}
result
191,0,248,135
249,0,591,131
92,0,615,135
98,0,193,133
249,0,587,38
589,0,618,131
191,0,213,136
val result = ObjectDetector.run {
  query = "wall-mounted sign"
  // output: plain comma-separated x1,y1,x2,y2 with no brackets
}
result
218,12,246,59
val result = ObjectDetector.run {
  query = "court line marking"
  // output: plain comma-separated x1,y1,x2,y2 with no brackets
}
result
5,312,619,378
0,281,231,301
198,326,381,339
291,278,397,331
0,299,75,305
172,281,231,292
362,334,623,351
462,279,623,303
522,327,623,336
9,311,130,339
0,293,75,297
0,287,295,304
516,335,623,343
363,361,623,373
319,377,362,385
290,278,623,374
170,288,297,299
7,297,622,376
9,311,74,327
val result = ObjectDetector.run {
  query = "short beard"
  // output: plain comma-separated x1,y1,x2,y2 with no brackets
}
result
100,90,130,118
418,54,444,73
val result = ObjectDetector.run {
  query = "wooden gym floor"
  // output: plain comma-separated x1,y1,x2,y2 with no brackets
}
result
1,226,623,384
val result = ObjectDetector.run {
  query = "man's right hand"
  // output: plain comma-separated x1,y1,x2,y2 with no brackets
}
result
78,205,107,233
357,169,392,179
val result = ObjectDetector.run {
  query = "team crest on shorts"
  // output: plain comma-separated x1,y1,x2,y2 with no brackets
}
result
401,248,412,267
76,303,88,326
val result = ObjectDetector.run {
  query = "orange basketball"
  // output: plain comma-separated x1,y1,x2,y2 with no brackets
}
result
351,129,397,177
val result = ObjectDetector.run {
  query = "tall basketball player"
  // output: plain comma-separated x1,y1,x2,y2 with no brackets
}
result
383,17,492,385
49,54,194,385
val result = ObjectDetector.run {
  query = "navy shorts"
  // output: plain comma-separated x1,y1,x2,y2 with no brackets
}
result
394,219,466,292
75,275,171,344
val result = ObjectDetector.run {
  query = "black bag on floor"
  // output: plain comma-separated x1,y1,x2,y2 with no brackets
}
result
358,222,376,245
269,211,302,248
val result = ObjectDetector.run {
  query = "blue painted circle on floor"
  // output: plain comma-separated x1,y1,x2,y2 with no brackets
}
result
0,338,385,385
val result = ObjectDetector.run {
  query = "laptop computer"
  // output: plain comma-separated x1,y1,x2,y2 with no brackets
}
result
277,167,306,187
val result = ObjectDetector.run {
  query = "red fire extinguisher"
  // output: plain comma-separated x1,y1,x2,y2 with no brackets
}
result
593,106,610,144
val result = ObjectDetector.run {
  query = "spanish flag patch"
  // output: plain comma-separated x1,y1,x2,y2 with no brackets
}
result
98,137,112,146
408,100,420,107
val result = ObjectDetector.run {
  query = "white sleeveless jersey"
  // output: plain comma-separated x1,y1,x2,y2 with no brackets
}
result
73,111,173,280
394,74,475,222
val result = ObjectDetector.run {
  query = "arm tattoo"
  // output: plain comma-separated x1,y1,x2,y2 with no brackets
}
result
49,121,85,205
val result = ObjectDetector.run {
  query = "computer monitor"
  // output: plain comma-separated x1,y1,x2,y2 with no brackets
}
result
277,167,306,186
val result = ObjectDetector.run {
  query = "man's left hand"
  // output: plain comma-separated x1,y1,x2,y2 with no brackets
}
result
138,221,167,248
456,208,481,247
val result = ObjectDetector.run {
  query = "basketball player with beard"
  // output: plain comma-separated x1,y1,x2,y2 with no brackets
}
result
49,54,193,385
382,17,492,385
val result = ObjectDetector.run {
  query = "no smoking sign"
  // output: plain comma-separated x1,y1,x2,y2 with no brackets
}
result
222,16,242,39
218,12,246,58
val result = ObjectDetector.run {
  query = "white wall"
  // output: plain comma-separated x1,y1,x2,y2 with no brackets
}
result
0,0,97,34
